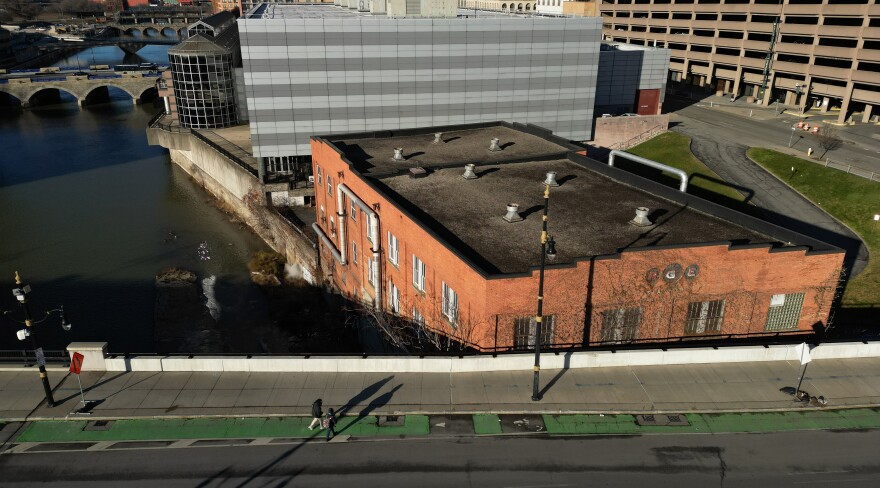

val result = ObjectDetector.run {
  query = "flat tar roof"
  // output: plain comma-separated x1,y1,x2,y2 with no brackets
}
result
316,123,839,276
247,4,572,20
378,159,778,274
328,125,574,176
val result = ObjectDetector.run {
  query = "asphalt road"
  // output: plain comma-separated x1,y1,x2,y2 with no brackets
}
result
667,98,870,278
2,431,880,487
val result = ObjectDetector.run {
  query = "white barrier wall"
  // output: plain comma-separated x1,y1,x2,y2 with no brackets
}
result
84,341,880,373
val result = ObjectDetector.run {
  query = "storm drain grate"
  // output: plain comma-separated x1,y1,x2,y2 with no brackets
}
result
84,420,114,431
636,414,690,426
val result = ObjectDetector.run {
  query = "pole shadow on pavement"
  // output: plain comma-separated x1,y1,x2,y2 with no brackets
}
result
539,351,572,399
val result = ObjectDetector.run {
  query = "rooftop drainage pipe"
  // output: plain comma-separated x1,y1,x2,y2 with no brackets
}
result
337,183,381,310
608,150,689,192
312,222,343,264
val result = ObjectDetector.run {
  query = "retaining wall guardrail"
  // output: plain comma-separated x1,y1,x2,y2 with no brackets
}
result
192,130,259,178
59,341,880,374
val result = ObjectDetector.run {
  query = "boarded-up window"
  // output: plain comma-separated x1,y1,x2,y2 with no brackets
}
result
513,316,555,351
686,299,725,335
600,307,642,343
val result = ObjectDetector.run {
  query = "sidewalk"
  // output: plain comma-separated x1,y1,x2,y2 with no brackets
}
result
3,357,880,422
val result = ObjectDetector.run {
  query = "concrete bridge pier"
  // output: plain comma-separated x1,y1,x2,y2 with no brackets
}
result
119,43,147,55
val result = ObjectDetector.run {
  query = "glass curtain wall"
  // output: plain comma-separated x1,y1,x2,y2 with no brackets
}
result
169,50,239,129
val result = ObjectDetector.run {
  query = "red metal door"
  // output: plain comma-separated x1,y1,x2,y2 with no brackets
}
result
635,89,660,115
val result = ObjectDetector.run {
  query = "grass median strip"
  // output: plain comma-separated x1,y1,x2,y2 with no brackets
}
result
16,415,430,443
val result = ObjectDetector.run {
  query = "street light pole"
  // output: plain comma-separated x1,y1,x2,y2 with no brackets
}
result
14,272,55,408
532,184,552,402
788,126,797,148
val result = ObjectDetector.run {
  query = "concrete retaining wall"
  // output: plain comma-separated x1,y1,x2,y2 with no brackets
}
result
168,142,319,279
86,341,880,373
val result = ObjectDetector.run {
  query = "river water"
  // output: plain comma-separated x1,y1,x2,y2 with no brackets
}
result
0,46,277,353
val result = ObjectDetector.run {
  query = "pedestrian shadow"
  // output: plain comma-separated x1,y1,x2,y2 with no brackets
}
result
338,384,403,435
334,375,394,418
539,351,573,399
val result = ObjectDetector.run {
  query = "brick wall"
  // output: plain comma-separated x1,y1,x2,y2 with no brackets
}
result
312,139,843,351
592,114,669,149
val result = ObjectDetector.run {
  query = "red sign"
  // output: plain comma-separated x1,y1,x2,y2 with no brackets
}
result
70,352,84,375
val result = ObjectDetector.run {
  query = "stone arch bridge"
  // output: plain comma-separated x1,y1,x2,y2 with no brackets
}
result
0,75,160,108
102,23,190,39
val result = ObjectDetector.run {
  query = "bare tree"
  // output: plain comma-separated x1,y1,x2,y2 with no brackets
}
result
0,0,42,20
815,124,843,159
243,187,271,232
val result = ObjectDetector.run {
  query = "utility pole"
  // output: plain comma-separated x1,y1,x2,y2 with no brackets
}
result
532,183,556,402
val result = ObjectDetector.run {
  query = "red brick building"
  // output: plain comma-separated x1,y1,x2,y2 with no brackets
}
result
310,122,843,352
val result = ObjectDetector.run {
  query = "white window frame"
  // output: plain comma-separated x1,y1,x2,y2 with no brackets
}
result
350,201,357,221
327,175,333,196
412,255,426,292
351,241,358,265
387,231,399,266
412,307,424,326
441,282,458,328
388,280,400,314
365,214,373,244
317,166,322,185
367,258,375,285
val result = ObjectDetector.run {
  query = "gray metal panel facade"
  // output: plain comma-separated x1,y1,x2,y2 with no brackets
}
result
239,16,602,157
595,46,670,115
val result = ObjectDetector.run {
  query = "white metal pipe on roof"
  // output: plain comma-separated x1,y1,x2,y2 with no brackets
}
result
608,150,689,192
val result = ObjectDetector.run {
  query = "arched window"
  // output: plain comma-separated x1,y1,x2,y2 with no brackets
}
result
518,2,523,10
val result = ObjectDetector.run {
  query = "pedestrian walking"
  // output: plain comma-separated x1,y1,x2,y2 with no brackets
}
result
308,398,323,430
324,408,337,441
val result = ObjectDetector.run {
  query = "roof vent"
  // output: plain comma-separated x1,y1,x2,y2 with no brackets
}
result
503,203,523,223
462,163,478,180
433,132,443,144
488,138,502,152
392,147,405,161
543,171,559,187
409,167,427,179
630,207,653,227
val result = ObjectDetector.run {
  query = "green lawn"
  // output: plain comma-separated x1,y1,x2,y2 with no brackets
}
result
747,148,880,307
626,132,757,216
